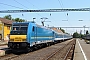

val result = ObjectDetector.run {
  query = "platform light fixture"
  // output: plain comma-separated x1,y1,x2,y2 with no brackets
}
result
83,25,86,35
62,20,68,21
78,20,83,21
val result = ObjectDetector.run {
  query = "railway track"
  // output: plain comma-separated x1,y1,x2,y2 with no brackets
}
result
0,54,19,60
44,38,76,60
0,39,76,60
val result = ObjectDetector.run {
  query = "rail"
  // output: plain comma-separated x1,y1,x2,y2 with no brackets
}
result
64,39,76,60
43,39,76,60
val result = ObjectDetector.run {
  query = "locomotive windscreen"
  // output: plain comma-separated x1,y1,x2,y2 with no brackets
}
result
10,23,29,35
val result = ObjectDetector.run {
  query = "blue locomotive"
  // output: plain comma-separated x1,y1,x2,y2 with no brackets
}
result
8,22,72,51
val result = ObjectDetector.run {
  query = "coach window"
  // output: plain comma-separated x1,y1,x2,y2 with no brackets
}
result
32,26,35,32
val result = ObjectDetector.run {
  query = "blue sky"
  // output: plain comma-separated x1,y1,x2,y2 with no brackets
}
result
0,0,90,34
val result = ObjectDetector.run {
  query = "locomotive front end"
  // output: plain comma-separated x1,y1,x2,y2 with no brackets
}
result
8,23,29,49
8,35,27,49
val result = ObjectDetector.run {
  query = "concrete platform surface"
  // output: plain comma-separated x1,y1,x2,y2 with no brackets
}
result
78,39,90,60
74,39,85,60
0,42,11,57
0,48,11,57
74,38,90,60
0,50,5,56
0,41,8,46
0,45,8,49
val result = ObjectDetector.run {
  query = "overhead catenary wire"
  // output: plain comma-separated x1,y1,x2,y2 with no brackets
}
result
57,0,68,19
25,0,56,23
57,0,67,22
57,0,72,33
13,0,29,9
13,0,44,18
58,0,63,9
11,0,29,21
25,0,47,18
0,2,23,9
26,0,39,9
0,8,90,13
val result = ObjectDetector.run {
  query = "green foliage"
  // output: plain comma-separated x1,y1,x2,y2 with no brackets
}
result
14,18,25,22
73,32,85,38
73,32,79,38
3,15,25,22
60,28,65,33
3,15,12,20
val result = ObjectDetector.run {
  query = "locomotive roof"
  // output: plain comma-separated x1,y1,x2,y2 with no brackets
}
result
13,22,29,24
12,22,52,30
36,24,51,30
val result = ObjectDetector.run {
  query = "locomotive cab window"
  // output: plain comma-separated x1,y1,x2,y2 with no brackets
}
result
10,23,29,35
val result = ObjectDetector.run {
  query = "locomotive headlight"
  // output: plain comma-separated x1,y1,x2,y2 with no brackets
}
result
22,39,26,42
10,39,14,41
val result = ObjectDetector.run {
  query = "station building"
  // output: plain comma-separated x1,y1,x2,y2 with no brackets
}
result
0,18,13,41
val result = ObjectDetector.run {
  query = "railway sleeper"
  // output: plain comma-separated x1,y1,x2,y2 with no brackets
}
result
65,43,76,60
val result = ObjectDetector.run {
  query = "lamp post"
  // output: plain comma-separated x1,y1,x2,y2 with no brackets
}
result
83,25,86,35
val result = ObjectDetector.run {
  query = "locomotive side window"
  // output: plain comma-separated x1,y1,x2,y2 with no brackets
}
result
32,26,35,32
53,32,54,34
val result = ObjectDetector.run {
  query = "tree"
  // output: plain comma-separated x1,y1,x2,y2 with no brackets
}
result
3,15,25,22
73,32,85,38
3,15,12,20
60,28,65,33
73,32,80,38
14,18,20,22
14,18,25,22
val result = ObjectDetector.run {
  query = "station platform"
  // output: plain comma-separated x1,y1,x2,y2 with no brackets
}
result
74,38,89,60
0,41,7,46
0,41,10,56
